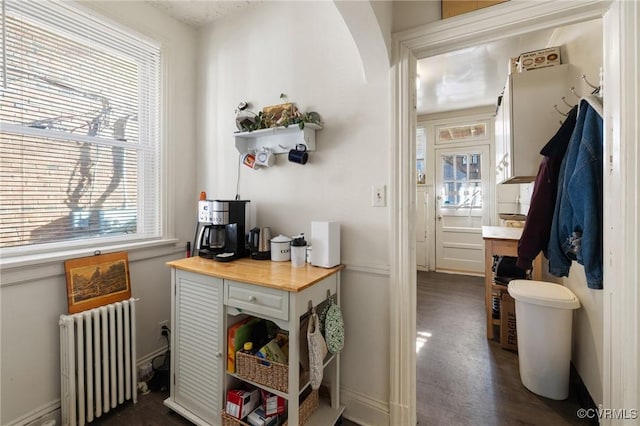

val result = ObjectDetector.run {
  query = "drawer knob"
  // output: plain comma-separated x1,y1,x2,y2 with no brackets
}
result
248,295,257,302
215,352,222,358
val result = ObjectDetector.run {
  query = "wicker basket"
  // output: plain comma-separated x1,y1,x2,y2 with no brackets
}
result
220,390,319,426
221,411,250,426
283,389,319,426
236,351,289,393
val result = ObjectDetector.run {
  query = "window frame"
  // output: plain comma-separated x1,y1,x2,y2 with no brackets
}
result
434,120,490,146
0,0,169,265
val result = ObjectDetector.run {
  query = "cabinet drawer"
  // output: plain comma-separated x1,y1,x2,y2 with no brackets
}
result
225,280,289,321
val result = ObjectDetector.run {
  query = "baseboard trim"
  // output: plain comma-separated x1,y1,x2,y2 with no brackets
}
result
340,385,390,426
343,261,390,276
137,347,168,369
5,350,166,426
434,268,484,277
570,363,598,420
5,400,60,426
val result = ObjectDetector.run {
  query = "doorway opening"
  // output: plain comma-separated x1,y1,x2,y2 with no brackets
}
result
409,5,601,424
417,114,493,275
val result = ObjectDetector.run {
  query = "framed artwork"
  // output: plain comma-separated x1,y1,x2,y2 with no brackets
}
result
262,102,295,127
64,251,131,314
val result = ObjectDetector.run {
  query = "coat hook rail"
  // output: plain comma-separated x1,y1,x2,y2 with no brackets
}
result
561,96,574,108
554,104,569,117
582,74,599,90
570,86,581,99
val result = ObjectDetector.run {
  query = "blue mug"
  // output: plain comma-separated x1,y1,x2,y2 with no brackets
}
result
288,144,308,165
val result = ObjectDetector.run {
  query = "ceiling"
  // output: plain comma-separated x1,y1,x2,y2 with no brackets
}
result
145,1,557,116
145,0,258,27
416,28,557,116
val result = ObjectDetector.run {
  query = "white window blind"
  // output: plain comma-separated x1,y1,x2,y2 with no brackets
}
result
0,0,161,252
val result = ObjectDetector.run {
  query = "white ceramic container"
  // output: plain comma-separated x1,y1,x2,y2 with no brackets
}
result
270,234,292,261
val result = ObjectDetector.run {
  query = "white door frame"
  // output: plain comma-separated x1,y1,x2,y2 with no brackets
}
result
390,1,640,425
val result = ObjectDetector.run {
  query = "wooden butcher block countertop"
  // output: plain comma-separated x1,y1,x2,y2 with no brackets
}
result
482,225,524,241
167,256,344,292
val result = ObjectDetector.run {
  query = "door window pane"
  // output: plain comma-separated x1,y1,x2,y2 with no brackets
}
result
455,155,467,180
440,152,483,208
443,155,454,180
469,154,481,179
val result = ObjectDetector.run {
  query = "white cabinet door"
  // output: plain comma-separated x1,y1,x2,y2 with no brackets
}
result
495,90,509,184
170,270,224,425
498,64,571,183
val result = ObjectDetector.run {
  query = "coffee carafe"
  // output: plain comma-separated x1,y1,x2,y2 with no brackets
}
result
249,227,272,260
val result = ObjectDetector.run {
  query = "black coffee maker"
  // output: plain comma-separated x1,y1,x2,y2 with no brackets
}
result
194,200,250,261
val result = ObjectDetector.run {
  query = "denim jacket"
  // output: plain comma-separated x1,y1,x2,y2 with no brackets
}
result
548,97,603,289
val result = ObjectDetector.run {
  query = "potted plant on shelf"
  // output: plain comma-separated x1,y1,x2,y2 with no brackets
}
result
234,94,322,132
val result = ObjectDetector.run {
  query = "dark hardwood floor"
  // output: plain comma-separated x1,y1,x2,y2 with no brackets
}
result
90,390,193,426
90,271,593,426
416,270,593,426
90,388,357,425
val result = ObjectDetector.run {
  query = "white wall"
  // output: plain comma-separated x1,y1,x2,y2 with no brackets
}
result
370,1,394,64
0,2,394,424
0,2,197,425
197,2,392,423
392,0,441,33
542,18,604,405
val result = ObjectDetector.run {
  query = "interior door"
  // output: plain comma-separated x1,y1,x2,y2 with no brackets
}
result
435,146,490,274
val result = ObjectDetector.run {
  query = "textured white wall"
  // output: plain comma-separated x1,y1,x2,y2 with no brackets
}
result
197,2,392,422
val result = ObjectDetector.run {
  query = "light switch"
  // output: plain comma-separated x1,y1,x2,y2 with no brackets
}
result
372,185,386,207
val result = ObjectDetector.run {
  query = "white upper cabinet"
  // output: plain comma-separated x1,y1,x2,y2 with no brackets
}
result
495,64,572,184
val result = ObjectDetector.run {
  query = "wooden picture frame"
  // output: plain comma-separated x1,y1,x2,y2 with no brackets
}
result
64,251,131,314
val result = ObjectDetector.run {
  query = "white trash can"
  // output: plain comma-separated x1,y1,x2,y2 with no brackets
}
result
507,280,580,400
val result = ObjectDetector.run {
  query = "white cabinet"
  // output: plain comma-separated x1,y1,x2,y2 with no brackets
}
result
234,123,322,155
165,258,344,426
166,270,224,426
495,64,572,183
224,274,343,426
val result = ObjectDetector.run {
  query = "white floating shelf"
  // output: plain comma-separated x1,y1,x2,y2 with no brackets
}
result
234,123,322,155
